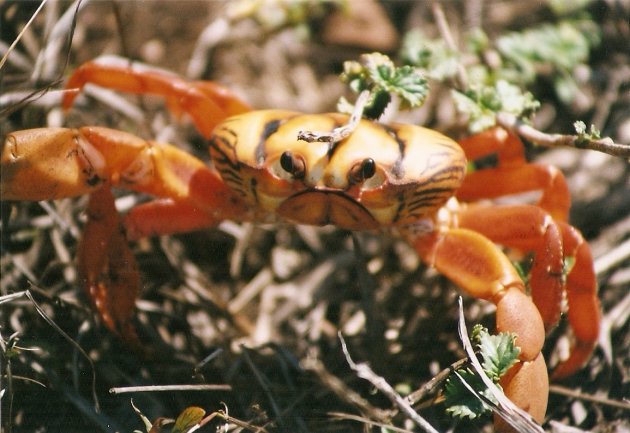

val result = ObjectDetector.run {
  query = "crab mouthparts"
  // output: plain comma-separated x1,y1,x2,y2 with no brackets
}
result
276,190,379,231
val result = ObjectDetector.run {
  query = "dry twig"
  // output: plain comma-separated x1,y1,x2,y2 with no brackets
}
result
497,112,630,159
339,333,440,433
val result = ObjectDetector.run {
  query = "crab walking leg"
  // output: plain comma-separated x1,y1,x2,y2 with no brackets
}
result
457,204,565,331
123,199,239,240
552,222,600,379
457,128,571,221
458,204,600,378
405,228,548,423
62,59,251,138
77,187,141,341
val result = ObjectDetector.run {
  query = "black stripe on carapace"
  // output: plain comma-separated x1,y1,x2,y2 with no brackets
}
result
256,119,283,165
209,132,241,172
427,164,466,181
406,194,450,212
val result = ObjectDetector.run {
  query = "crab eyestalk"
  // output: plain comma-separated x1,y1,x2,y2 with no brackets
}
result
348,158,376,184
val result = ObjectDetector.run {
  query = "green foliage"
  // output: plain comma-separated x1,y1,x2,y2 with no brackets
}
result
172,407,206,433
341,52,429,119
495,19,600,104
400,30,461,81
574,121,602,145
395,4,600,130
444,325,521,420
452,80,540,132
227,0,347,32
132,401,206,433
474,325,521,381
444,368,496,419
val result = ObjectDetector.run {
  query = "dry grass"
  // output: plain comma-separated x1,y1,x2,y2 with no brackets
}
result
1,1,629,432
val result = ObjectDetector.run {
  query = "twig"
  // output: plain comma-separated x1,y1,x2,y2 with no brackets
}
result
431,2,468,89
0,0,48,72
110,384,232,394
427,3,629,160
496,112,630,158
339,333,440,433
327,412,415,433
33,0,86,81
405,357,468,407
594,237,630,276
549,384,630,411
301,357,390,422
10,289,100,412
241,348,287,431
297,90,370,143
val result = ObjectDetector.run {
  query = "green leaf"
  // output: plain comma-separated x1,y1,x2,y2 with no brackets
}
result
496,19,600,86
452,80,539,133
444,326,520,420
172,406,206,433
400,29,461,81
444,368,495,419
340,52,428,118
476,329,521,380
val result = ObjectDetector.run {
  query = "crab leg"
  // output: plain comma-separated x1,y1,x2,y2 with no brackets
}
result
2,127,250,337
62,58,251,138
405,228,548,425
457,204,565,330
552,222,599,379
457,204,600,378
456,128,571,221
77,186,141,342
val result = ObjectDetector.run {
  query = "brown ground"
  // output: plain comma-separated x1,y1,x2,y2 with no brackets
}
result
1,1,629,433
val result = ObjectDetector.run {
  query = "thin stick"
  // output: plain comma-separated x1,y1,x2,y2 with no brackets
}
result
0,0,48,71
110,384,232,394
298,90,370,143
497,112,630,158
431,2,468,89
549,384,630,411
339,333,440,433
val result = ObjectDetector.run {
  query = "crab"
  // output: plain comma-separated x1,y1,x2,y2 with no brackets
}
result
1,58,600,430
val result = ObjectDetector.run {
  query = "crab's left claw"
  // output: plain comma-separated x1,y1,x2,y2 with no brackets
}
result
1,126,250,344
77,187,141,343
405,227,548,428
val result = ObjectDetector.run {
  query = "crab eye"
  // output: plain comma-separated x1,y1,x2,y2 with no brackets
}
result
280,151,306,179
349,158,376,184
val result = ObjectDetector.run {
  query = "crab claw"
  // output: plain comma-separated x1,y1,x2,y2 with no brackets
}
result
1,126,249,344
407,228,548,426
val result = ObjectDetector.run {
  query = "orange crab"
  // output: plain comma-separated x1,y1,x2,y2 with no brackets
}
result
1,58,600,430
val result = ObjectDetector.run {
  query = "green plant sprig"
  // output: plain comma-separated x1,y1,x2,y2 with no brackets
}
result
340,52,429,120
444,325,520,420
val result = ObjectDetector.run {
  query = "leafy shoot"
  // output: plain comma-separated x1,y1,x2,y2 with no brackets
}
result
444,325,520,419
340,52,429,119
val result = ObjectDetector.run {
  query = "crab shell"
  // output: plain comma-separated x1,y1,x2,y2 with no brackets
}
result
210,110,466,230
